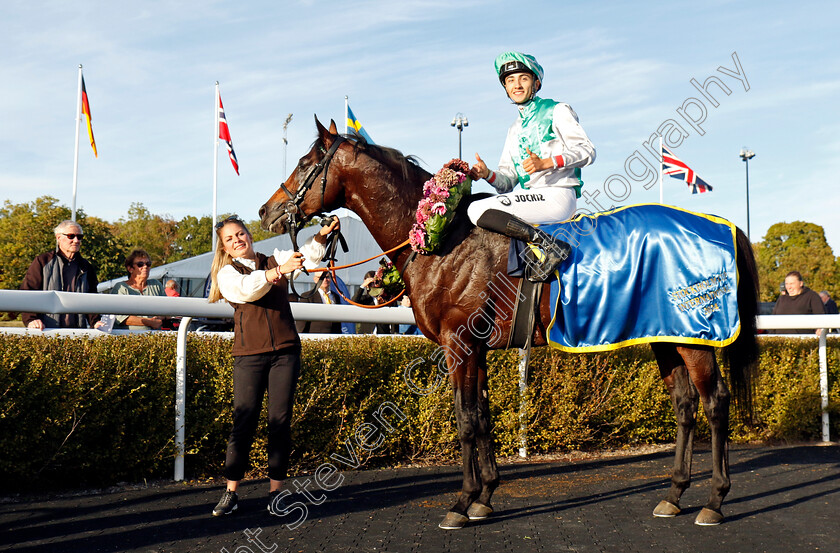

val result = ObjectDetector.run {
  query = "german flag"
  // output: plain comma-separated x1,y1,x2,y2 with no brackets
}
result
81,76,97,157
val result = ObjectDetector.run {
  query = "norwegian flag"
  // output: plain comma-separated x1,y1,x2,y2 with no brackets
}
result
662,145,712,194
218,94,239,175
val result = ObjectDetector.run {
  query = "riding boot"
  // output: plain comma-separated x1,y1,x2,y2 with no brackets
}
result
476,209,571,281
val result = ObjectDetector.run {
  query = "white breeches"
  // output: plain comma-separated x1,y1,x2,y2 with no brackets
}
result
467,186,577,226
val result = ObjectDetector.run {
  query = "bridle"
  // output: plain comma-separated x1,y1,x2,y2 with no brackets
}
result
277,135,347,299
277,133,413,303
277,135,346,251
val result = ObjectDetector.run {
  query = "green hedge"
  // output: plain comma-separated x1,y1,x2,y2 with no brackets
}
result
1,334,838,491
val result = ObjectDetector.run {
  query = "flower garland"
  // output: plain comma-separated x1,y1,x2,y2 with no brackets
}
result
368,258,405,302
410,159,472,254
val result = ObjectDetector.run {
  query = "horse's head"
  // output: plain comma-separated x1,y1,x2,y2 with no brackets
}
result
259,117,347,235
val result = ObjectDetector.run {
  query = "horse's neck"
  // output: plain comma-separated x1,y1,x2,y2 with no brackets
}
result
345,170,424,254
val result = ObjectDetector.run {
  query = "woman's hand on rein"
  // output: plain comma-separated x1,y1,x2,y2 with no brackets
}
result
314,217,340,243
274,252,305,282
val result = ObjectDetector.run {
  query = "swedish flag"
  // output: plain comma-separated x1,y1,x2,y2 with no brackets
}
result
346,105,374,144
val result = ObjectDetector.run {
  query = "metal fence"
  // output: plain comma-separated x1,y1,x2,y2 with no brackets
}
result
0,290,837,482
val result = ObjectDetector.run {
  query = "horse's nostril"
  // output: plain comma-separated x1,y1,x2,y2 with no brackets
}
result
258,205,266,218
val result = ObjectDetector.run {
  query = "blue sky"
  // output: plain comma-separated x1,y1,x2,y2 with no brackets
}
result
3,0,839,253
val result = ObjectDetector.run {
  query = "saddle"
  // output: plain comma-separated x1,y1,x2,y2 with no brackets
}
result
505,239,545,349
458,193,546,350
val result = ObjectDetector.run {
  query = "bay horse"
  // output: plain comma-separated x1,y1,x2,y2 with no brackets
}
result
259,118,759,529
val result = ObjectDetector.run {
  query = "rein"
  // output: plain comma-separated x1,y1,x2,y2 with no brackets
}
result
310,239,411,308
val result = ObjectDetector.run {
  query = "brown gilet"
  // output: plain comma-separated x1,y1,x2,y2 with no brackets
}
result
228,253,300,356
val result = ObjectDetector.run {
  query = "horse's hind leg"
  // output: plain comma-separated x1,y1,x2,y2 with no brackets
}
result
652,344,699,518
683,349,731,526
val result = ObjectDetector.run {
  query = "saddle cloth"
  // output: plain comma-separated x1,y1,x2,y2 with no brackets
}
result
539,204,740,352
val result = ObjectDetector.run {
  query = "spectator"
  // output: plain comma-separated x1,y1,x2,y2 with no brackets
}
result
819,291,838,315
771,271,825,334
20,220,104,330
367,288,396,335
110,249,165,330
398,296,422,335
164,279,181,297
351,269,396,335
352,270,376,333
296,274,343,334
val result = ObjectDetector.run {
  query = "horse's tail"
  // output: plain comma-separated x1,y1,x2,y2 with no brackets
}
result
723,227,760,418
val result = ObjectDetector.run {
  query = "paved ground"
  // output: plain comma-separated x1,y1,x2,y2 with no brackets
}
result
1,443,838,553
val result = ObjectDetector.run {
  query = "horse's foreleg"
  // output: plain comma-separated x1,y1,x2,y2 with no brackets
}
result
467,354,499,520
440,366,481,530
652,345,699,518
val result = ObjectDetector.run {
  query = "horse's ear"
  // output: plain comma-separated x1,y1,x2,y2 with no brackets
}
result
328,119,338,134
315,115,334,144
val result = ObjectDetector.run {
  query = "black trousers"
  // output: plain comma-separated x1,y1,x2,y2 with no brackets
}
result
223,347,300,482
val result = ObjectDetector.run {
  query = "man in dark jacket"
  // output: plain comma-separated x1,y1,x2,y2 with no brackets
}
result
771,271,824,334
819,291,838,315
295,274,343,334
20,220,103,330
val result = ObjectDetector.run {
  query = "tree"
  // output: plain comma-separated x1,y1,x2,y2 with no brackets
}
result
754,221,838,302
247,219,276,243
81,215,129,283
171,215,213,261
0,196,68,291
112,203,178,266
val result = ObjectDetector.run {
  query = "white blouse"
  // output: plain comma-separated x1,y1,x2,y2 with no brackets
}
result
217,235,326,304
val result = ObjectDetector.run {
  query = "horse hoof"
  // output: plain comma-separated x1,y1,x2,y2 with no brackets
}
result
695,508,724,526
466,502,493,520
652,500,681,518
439,511,469,530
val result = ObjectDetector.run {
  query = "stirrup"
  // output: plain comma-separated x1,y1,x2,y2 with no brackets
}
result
526,239,570,282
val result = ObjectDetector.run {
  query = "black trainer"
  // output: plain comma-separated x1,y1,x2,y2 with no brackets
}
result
212,490,238,516
268,490,289,516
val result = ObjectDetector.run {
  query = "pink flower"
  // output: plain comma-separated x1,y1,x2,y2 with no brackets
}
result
444,159,470,173
410,226,426,250
431,202,447,216
431,185,450,199
416,207,430,225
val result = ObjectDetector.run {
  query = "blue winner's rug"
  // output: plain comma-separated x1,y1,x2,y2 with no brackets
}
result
542,204,740,352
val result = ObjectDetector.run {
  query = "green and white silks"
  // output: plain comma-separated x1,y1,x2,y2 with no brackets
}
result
492,96,595,199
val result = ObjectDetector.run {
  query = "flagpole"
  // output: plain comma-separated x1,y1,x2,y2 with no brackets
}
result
213,82,220,252
71,65,83,221
345,95,349,135
658,136,664,205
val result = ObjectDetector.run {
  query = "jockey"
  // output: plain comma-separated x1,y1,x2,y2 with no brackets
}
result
469,51,596,280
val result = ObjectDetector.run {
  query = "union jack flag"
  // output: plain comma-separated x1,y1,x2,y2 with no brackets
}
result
662,145,712,194
218,94,239,175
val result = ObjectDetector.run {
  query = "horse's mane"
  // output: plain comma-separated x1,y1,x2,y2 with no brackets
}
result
338,133,431,188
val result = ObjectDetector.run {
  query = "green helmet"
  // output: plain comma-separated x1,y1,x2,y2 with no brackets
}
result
495,51,544,86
